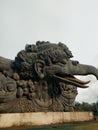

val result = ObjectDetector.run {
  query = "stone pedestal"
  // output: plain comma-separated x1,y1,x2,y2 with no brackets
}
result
0,112,94,128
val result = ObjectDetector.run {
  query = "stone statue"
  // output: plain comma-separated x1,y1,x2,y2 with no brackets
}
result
0,41,98,113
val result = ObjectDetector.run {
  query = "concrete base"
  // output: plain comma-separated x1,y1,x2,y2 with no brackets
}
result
0,112,94,128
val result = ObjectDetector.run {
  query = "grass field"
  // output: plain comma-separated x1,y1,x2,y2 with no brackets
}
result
30,121,98,130
1,121,98,130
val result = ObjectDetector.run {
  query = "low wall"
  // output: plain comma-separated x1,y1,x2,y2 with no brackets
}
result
0,112,94,128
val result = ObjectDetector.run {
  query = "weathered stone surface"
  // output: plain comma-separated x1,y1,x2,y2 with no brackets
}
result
0,41,98,113
0,112,94,128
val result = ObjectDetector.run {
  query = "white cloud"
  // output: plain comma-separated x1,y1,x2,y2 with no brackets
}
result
76,75,98,103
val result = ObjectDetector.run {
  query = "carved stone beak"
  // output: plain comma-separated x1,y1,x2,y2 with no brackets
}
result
53,75,90,88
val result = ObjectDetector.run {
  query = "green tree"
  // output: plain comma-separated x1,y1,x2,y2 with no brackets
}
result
75,101,98,116
91,102,98,116
81,102,92,111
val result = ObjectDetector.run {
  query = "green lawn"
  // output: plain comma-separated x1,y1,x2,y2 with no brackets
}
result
29,121,98,130
1,121,98,130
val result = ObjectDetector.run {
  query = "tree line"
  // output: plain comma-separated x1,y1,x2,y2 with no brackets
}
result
75,101,98,116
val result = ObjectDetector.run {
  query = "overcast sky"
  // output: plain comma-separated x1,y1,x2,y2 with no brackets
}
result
0,0,98,103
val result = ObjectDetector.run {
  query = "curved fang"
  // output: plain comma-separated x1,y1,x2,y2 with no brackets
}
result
66,77,90,85
53,75,89,88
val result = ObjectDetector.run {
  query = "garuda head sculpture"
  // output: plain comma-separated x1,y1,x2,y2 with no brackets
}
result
0,41,98,113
